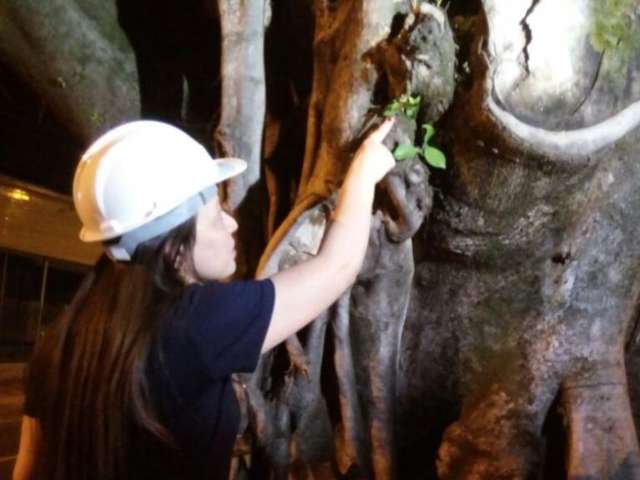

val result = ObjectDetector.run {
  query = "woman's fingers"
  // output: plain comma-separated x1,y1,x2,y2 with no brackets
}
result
368,117,395,143
350,117,397,183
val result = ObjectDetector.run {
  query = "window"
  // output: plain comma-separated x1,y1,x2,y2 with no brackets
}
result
0,250,88,362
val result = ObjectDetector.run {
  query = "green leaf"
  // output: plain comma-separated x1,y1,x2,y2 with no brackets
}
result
423,146,446,169
384,101,402,117
407,94,421,106
422,124,435,143
402,95,421,119
384,94,422,119
394,144,420,161
404,103,420,119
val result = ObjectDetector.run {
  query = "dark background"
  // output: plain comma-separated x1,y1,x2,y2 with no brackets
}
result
0,60,81,193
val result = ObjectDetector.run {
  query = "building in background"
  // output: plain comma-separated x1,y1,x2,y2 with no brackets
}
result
0,175,101,361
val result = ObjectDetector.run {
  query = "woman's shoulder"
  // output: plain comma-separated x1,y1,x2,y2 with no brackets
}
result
179,278,274,312
168,278,275,377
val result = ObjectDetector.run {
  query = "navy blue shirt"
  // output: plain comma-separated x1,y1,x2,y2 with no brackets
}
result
144,278,275,478
24,277,274,479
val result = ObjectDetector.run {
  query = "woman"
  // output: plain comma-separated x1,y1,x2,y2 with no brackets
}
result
13,118,395,479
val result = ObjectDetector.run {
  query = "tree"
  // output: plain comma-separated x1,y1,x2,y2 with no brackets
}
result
2,0,640,478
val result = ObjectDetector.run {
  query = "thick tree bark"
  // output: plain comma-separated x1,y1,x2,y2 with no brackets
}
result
0,0,139,142
247,1,452,478
214,0,270,275
248,0,640,478
399,1,640,478
215,0,268,209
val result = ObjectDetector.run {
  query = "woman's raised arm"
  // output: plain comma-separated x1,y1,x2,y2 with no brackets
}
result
261,118,395,353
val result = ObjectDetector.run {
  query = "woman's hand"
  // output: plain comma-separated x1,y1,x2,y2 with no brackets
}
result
351,117,396,184
262,117,397,352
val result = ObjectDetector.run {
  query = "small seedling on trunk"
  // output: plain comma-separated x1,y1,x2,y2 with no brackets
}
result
384,95,447,169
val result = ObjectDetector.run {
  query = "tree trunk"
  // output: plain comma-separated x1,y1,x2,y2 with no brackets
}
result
215,0,270,275
0,0,139,142
400,1,640,478
248,1,453,478
247,0,640,478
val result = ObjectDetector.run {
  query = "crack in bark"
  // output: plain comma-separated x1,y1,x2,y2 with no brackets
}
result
570,50,604,116
518,0,541,77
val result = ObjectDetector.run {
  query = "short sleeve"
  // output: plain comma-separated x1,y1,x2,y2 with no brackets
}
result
183,278,275,378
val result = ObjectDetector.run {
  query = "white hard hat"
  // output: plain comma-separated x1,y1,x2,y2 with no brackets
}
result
73,120,246,261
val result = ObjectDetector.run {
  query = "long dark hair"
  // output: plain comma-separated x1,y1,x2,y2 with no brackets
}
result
28,217,197,480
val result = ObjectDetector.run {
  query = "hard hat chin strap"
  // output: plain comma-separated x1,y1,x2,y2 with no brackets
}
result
105,186,217,262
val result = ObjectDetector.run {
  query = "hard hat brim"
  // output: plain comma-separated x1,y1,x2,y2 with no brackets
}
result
212,157,248,183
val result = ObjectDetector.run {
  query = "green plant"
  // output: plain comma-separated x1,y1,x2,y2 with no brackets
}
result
384,94,421,119
384,95,447,169
591,0,640,73
392,124,446,169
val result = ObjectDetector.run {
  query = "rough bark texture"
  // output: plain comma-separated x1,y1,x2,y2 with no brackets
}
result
398,1,640,478
0,0,139,142
215,0,268,209
215,0,270,275
247,0,640,478
246,1,453,478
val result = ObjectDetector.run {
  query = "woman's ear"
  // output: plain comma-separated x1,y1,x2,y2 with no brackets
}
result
163,240,188,282
161,238,183,267
162,238,175,257
174,245,197,284
174,245,185,270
